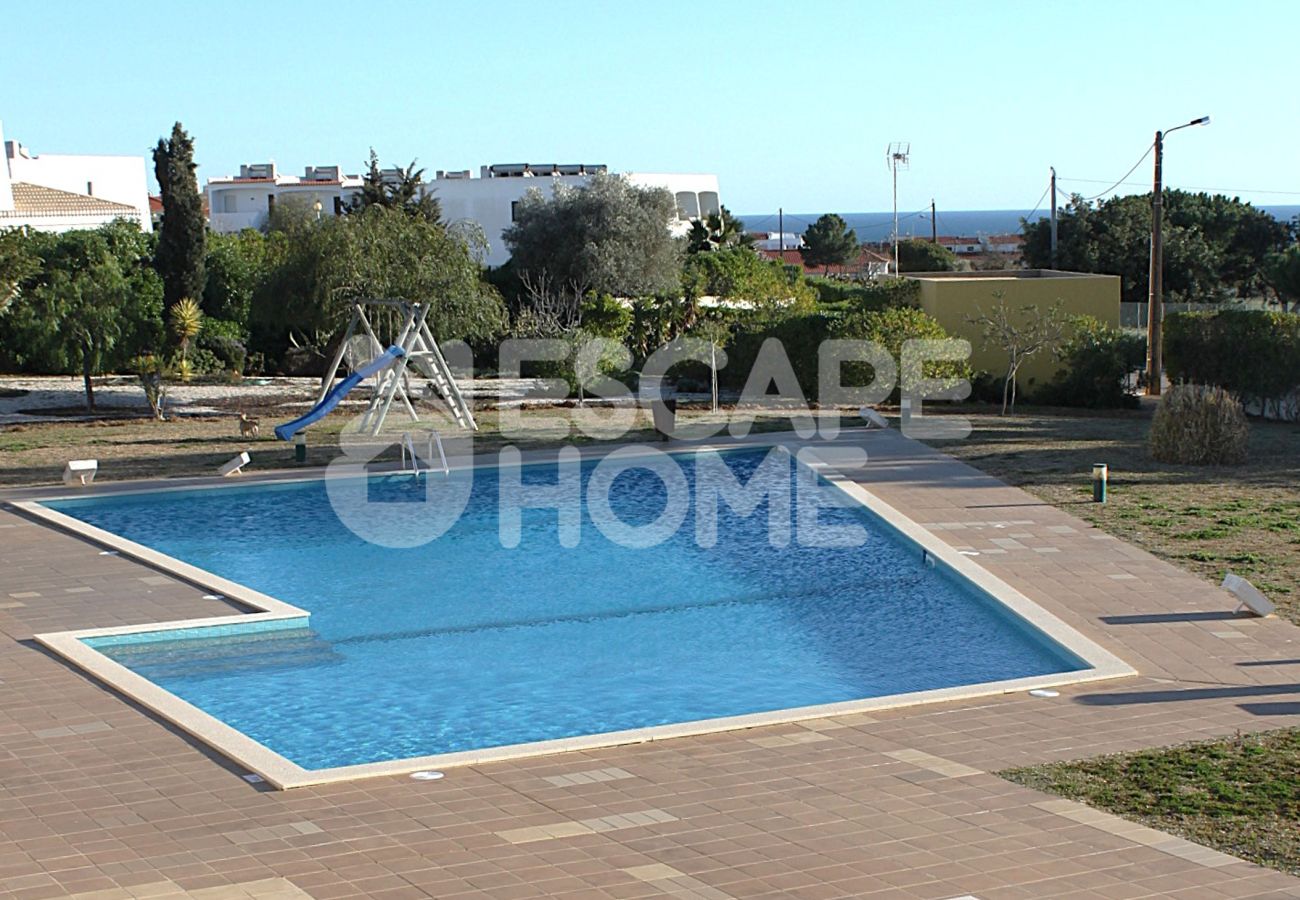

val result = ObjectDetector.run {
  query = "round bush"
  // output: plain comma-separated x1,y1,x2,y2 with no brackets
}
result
1149,384,1249,466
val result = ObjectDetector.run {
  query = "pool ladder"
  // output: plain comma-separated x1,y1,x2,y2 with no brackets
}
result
400,429,449,479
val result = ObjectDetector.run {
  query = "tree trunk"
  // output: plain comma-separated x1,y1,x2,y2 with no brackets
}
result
81,343,95,412
1000,364,1013,416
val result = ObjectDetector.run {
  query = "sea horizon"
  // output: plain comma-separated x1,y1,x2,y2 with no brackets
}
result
737,205,1300,240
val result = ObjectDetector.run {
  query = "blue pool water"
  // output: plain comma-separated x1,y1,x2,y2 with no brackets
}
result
50,449,1086,770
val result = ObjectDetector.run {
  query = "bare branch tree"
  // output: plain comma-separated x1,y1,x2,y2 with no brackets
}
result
967,292,1069,415
516,270,587,335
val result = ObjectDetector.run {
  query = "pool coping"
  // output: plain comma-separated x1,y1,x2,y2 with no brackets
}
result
18,436,1135,789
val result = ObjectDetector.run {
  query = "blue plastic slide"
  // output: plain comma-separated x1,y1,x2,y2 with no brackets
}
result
274,345,405,440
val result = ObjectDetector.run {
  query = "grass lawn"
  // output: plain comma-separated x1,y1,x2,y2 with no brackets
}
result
1000,729,1300,876
925,406,1300,624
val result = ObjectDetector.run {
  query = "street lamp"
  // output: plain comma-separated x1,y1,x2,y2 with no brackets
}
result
1146,115,1210,396
313,199,323,221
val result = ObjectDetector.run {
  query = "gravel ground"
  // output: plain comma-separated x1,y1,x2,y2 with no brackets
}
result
0,375,322,423
0,374,604,424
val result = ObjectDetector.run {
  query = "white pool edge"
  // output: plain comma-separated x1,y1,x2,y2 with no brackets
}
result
20,437,1136,790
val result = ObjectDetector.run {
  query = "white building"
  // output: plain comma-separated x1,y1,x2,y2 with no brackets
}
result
432,164,721,267
0,120,151,232
205,160,722,267
753,232,803,251
206,163,366,233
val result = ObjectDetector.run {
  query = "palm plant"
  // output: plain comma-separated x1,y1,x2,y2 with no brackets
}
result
169,297,203,381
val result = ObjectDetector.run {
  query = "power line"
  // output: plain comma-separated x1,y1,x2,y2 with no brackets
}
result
1069,142,1155,201
1021,184,1050,222
1058,177,1300,198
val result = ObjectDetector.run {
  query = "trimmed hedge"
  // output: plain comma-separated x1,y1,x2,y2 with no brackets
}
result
718,305,966,403
1165,309,1300,409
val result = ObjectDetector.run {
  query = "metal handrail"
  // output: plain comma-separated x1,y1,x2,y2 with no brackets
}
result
400,429,449,478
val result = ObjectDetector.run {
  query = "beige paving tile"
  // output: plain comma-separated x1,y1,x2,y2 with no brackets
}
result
4,431,1300,898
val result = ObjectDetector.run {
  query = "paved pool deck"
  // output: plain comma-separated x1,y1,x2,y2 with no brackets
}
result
1,428,1298,899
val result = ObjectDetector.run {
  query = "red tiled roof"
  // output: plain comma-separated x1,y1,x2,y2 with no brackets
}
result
0,182,138,220
148,195,163,214
758,247,891,274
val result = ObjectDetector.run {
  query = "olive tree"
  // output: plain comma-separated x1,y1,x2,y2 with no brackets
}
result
503,173,682,328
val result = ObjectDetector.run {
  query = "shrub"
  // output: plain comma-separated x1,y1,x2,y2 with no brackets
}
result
579,293,632,341
1165,309,1300,411
835,306,969,403
1034,318,1145,409
186,346,225,377
197,332,247,374
896,238,959,272
723,312,836,399
808,276,919,312
1149,384,1249,465
683,247,816,312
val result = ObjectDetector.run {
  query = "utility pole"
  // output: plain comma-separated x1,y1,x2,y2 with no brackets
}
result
1049,167,1058,269
930,198,937,243
892,169,899,272
1144,115,1209,397
886,143,909,274
778,207,784,252
1145,131,1165,396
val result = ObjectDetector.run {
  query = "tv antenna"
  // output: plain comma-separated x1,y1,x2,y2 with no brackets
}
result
886,142,910,273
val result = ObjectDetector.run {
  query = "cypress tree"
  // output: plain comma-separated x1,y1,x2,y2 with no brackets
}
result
152,122,206,314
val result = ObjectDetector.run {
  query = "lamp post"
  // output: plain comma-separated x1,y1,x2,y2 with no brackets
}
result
1146,115,1209,396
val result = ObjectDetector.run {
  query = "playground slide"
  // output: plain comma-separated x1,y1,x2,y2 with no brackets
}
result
274,345,405,441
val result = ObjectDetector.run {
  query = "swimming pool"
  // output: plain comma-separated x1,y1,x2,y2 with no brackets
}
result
28,444,1131,786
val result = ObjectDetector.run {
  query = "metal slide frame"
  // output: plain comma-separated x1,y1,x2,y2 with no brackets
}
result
314,299,478,437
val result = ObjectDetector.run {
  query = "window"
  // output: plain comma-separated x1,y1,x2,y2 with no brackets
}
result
675,191,700,220
267,194,276,211
333,196,343,216
511,200,521,222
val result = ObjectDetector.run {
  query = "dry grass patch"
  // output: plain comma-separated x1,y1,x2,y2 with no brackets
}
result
926,407,1300,623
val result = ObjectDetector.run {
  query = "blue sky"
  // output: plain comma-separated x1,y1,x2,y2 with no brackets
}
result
4,0,1297,214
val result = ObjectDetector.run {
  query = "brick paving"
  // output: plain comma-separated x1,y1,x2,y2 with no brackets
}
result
1,429,1298,899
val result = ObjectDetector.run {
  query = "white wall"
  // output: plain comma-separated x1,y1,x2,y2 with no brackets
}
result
13,212,137,233
429,171,723,267
0,121,13,212
206,182,358,233
5,138,151,231
204,166,723,267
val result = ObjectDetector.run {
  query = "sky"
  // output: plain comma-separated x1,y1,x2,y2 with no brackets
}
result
4,0,1298,215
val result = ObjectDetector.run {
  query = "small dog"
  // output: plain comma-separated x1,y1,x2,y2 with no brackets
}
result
238,412,260,439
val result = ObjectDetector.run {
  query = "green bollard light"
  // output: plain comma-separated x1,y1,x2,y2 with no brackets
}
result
1092,463,1108,503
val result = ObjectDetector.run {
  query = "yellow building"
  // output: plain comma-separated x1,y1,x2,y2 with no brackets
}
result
906,270,1122,388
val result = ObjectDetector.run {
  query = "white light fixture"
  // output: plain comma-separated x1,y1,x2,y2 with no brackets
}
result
218,451,251,477
63,459,97,486
1222,573,1275,617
